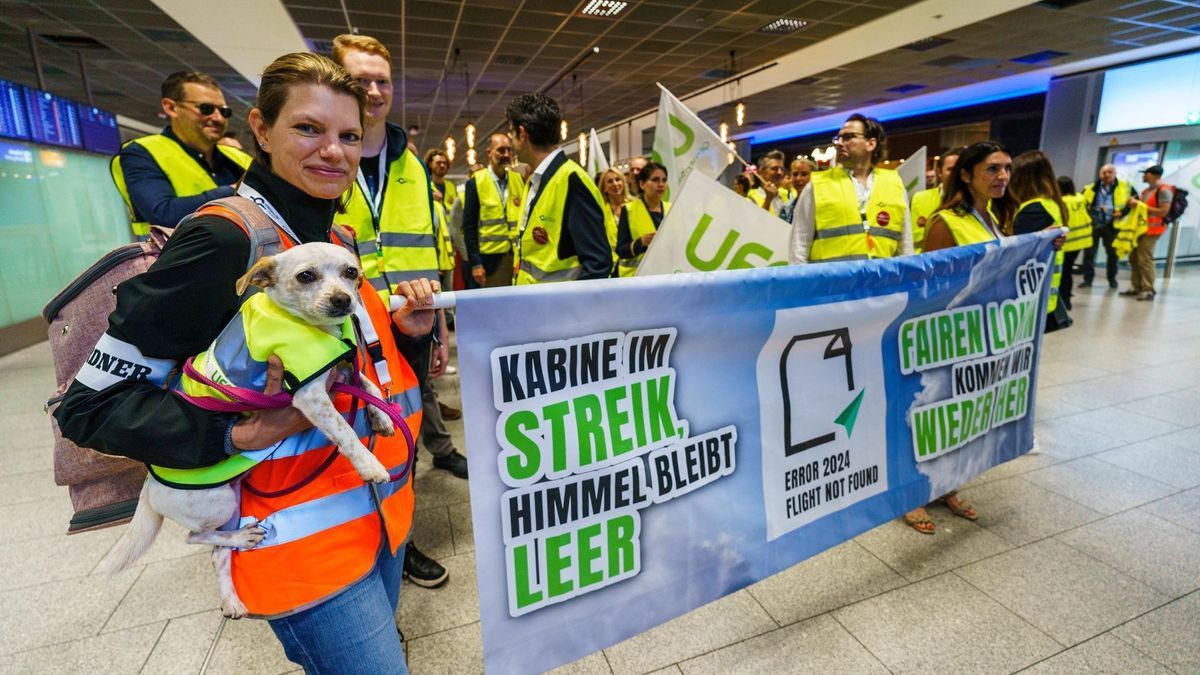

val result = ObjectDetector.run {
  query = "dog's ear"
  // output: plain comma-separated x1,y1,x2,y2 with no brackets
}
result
236,257,277,295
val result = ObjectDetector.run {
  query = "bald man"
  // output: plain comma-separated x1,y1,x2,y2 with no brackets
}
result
1080,163,1133,289
463,132,527,287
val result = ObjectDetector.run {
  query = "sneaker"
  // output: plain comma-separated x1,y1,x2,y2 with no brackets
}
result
438,401,462,420
404,542,449,588
1079,280,1093,288
1108,279,1118,289
433,450,469,479
1119,289,1138,296
1137,291,1155,301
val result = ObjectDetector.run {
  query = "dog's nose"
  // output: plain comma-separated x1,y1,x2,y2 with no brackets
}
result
329,293,352,315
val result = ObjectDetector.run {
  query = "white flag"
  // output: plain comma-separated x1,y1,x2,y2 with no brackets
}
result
637,171,791,276
586,128,610,176
897,146,927,201
652,83,737,200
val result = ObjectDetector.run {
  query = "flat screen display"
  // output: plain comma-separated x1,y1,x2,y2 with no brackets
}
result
24,87,82,148
79,105,121,154
0,79,31,141
1096,51,1200,133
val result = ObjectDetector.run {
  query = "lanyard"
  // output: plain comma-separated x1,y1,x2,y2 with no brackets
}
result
355,139,389,220
970,206,1001,241
236,183,301,245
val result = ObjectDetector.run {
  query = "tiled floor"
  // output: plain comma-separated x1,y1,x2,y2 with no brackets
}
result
2,265,1199,674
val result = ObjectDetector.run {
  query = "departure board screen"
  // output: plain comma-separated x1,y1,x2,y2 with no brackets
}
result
0,79,31,141
24,87,82,148
80,106,121,154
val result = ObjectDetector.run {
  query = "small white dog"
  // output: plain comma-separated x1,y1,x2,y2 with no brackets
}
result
100,243,397,619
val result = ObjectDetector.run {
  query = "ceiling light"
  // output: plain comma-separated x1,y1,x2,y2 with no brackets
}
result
719,122,729,143
579,132,588,165
465,123,476,148
444,137,456,162
466,148,477,166
759,18,808,35
560,119,569,141
581,0,628,17
735,101,746,127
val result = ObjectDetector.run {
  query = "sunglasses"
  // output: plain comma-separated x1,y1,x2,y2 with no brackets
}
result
180,100,233,119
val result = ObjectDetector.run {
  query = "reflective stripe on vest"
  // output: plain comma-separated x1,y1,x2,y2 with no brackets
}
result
1143,185,1168,235
1062,193,1094,252
810,168,906,262
514,159,609,285
617,198,670,277
910,186,942,254
233,279,419,619
1112,200,1148,258
111,135,251,236
1016,197,1065,314
933,207,999,247
432,195,454,271
176,203,419,618
337,148,438,298
474,168,527,254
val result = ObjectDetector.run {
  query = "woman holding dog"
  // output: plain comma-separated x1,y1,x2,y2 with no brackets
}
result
56,53,430,673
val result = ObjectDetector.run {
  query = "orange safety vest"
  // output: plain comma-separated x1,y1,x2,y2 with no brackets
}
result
195,202,420,619
1143,184,1170,236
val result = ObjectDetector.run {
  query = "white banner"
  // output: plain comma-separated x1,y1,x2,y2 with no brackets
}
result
652,83,736,200
636,172,791,276
898,146,927,202
586,128,610,177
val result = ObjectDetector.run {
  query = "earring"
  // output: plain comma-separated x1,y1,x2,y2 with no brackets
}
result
259,142,268,151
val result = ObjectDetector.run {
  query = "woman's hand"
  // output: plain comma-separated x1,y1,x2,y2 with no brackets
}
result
231,355,314,450
390,277,438,337
1049,227,1066,251
639,232,655,247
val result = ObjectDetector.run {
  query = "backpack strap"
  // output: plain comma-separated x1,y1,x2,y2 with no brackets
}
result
197,196,285,268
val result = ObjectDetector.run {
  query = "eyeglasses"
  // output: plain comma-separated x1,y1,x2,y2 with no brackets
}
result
832,132,865,144
180,101,233,119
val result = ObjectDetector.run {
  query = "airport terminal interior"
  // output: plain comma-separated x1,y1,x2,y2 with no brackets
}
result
1,0,1199,673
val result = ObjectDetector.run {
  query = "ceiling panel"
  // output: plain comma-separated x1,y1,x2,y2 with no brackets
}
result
0,0,1194,166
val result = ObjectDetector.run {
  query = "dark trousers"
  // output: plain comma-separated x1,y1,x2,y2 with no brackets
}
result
413,339,454,458
1082,227,1118,284
1061,250,1079,309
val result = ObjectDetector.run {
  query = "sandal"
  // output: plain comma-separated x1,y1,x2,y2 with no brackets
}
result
904,508,935,535
941,494,978,521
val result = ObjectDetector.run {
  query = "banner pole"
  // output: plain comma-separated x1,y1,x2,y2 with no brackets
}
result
390,292,458,312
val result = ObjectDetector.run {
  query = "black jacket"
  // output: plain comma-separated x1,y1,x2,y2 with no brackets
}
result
55,163,337,469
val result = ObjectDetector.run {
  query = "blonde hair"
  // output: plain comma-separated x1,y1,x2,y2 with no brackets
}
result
332,34,392,64
598,167,629,201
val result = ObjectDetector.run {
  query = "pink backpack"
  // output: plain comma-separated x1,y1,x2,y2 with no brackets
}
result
43,198,280,534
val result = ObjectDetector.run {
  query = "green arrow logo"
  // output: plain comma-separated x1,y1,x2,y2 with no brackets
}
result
1186,111,1200,126
834,389,866,437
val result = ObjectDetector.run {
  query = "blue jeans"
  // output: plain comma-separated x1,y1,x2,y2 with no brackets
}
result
269,545,408,674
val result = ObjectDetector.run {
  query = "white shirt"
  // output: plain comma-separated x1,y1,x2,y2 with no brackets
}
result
788,166,914,264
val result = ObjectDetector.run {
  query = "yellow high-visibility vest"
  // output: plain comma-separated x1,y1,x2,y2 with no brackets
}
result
111,134,251,237
1062,193,1094,253
514,159,611,284
616,198,670,278
810,168,907,262
473,168,527,254
909,186,943,254
338,147,438,300
1015,197,1065,314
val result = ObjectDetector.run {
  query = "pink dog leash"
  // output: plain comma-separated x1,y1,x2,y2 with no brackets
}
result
177,357,415,485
